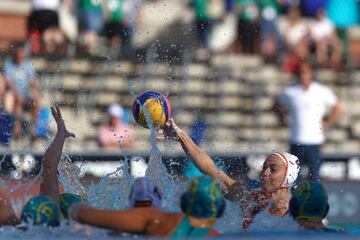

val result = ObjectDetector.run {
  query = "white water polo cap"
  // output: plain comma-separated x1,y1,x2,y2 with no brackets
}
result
271,151,300,188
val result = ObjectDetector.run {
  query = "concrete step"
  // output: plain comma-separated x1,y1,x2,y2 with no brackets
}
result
212,54,262,69
325,128,348,142
185,64,211,78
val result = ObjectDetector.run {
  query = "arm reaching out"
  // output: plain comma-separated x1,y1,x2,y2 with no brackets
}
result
70,203,153,233
40,107,75,210
160,119,235,188
159,119,253,214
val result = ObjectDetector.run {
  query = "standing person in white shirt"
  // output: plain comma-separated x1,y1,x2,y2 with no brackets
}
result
274,61,341,181
279,7,309,61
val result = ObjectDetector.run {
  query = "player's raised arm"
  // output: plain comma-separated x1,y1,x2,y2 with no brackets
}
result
159,119,236,188
40,107,75,209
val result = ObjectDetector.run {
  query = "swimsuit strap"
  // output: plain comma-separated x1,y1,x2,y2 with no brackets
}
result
171,216,210,239
243,191,272,230
251,191,272,215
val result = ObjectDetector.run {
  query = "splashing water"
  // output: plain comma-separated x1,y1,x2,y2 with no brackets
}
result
1,59,358,240
59,155,87,196
128,81,186,211
80,157,134,209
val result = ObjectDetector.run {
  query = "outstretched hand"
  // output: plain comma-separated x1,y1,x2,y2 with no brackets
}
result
157,119,181,141
51,107,75,139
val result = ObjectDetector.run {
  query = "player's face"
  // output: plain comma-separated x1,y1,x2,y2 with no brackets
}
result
109,115,120,125
299,64,313,87
16,47,26,63
260,155,287,193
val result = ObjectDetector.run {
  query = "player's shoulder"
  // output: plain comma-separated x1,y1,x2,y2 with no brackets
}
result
312,82,335,95
283,83,300,92
312,82,331,91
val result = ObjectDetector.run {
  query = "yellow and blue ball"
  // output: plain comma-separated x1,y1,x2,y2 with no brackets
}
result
132,91,171,129
21,195,59,227
59,193,84,219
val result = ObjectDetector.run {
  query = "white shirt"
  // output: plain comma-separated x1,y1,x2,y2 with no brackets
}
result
280,20,309,47
310,18,335,41
32,0,60,11
278,82,337,144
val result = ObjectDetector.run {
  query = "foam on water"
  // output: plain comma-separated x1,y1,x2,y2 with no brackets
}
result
59,155,88,196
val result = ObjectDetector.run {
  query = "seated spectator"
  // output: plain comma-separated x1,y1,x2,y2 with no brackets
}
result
97,104,133,149
0,73,16,115
79,0,104,55
289,181,344,233
121,0,144,57
104,0,142,57
29,0,66,54
258,0,282,62
232,0,260,54
192,0,218,60
0,74,16,145
310,9,342,67
58,0,79,45
3,42,41,139
279,7,309,60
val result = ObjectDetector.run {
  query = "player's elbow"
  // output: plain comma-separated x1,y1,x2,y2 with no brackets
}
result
272,101,283,114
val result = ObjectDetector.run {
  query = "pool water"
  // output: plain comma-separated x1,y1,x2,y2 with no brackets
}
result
2,156,359,239
2,109,359,239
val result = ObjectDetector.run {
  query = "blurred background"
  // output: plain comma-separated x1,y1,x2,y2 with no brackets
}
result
0,0,359,228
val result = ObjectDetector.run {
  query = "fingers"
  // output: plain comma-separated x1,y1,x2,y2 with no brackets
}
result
164,119,173,128
51,106,64,122
51,106,60,119
67,131,76,138
163,118,175,126
51,107,57,118
50,106,76,138
56,106,62,119
169,118,176,125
